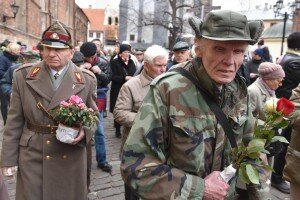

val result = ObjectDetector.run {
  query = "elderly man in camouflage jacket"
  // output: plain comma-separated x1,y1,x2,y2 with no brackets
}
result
120,10,264,200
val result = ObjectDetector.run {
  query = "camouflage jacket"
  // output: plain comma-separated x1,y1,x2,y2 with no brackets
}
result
120,57,255,199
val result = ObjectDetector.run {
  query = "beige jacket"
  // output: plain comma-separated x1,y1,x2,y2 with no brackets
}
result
1,61,98,200
247,78,276,121
113,69,153,155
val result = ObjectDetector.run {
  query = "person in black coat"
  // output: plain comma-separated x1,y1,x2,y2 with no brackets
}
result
271,32,300,194
110,44,136,138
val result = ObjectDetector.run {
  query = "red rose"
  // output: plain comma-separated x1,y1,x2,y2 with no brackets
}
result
276,98,295,116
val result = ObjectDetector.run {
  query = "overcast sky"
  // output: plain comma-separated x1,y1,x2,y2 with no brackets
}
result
213,0,281,11
75,0,293,11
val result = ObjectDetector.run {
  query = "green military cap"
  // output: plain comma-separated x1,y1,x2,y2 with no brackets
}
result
173,41,189,51
41,21,73,48
189,10,264,45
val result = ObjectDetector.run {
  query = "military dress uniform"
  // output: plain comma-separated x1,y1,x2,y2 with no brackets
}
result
1,21,98,200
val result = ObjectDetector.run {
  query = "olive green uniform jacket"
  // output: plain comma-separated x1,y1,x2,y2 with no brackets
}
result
284,84,300,185
120,58,255,199
1,61,98,200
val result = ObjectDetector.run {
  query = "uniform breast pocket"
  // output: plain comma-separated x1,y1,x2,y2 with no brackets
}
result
168,115,214,171
228,113,248,134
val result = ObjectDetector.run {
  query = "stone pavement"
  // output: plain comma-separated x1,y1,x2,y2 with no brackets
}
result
0,111,291,200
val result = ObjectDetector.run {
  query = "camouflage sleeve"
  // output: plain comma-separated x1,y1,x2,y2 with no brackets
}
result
289,84,300,129
120,85,204,200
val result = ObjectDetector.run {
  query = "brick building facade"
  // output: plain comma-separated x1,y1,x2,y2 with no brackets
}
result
0,0,88,49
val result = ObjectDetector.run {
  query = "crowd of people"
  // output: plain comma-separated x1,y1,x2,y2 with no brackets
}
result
0,9,300,200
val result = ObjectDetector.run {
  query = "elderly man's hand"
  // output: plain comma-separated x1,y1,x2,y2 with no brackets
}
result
71,127,85,145
203,171,230,200
2,166,18,177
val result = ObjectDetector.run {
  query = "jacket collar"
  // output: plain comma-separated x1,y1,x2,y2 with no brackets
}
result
26,61,86,110
140,69,153,88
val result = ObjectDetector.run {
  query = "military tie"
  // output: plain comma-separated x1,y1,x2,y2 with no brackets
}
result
54,72,59,80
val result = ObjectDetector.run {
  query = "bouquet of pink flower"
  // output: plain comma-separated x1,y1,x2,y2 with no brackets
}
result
220,98,295,185
50,95,98,143
51,95,98,127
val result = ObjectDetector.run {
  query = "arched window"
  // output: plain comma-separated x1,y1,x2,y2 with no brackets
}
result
108,17,112,25
115,17,118,25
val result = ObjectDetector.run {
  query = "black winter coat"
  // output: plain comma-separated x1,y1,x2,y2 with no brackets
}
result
276,53,300,99
109,56,136,113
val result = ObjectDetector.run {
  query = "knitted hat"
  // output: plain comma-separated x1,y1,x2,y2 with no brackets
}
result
119,44,131,54
80,42,97,57
72,51,85,66
258,62,285,80
287,32,300,50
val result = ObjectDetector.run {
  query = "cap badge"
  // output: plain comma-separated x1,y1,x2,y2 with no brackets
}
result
74,72,82,83
30,67,41,78
50,33,59,40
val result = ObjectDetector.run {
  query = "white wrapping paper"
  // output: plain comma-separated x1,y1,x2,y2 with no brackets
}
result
219,164,237,183
56,123,79,144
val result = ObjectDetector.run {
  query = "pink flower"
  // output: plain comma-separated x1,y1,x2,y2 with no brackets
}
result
77,103,86,109
60,101,70,107
69,95,83,104
88,108,94,112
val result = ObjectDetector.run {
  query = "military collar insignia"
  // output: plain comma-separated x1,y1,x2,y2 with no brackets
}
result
74,72,82,83
30,67,41,78
50,32,59,40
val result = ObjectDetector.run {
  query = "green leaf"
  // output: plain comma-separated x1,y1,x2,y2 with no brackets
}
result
246,164,260,184
248,152,260,159
271,136,289,144
246,138,266,154
238,166,250,184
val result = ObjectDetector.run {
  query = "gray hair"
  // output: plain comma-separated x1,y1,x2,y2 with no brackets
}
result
144,45,168,64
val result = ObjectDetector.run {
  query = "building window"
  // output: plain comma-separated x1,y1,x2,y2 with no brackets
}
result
96,32,101,38
108,17,112,25
115,17,118,25
130,34,135,41
89,32,93,37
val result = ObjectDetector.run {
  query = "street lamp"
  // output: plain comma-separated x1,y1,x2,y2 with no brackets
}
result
2,2,19,23
273,0,300,55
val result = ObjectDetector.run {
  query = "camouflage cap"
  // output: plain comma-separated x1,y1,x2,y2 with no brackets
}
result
41,21,73,48
189,10,264,45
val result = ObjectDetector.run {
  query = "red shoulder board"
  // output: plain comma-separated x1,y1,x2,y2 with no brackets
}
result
30,67,41,78
74,72,82,83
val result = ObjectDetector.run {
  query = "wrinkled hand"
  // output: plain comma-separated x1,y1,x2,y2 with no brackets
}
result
71,127,85,145
81,62,92,70
203,171,230,200
2,166,18,177
90,65,101,74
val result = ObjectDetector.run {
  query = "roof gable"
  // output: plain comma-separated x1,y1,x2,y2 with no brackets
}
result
83,8,105,31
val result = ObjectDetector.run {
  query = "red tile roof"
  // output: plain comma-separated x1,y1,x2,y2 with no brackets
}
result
82,8,105,31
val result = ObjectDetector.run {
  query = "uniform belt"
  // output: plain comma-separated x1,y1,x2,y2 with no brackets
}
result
27,122,58,134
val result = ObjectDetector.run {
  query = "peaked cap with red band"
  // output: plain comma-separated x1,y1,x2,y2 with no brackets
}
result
41,21,73,49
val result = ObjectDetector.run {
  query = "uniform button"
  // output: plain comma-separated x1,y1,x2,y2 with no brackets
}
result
46,155,51,160
46,140,51,145
47,124,51,127
62,155,67,159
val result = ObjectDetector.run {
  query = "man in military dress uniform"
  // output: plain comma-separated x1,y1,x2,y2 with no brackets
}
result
1,21,98,200
120,10,264,199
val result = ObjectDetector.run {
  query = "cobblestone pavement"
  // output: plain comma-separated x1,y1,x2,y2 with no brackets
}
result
0,110,291,200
